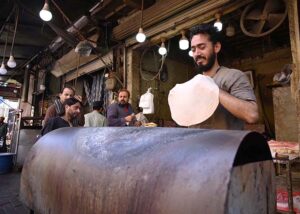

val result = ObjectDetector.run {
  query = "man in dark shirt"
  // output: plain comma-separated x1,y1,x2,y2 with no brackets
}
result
107,89,140,127
0,116,8,152
43,86,75,126
41,97,82,136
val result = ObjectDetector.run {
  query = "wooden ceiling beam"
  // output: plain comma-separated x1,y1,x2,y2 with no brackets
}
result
125,0,254,47
90,0,114,17
105,4,127,20
123,0,141,9
113,0,203,40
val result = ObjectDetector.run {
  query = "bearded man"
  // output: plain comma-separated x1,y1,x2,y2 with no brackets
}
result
107,89,140,127
41,97,82,136
189,24,258,130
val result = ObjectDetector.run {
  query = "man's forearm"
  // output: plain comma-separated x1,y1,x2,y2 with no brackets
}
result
219,89,259,124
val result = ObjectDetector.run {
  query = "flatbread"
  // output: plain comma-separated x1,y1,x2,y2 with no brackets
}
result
168,74,219,126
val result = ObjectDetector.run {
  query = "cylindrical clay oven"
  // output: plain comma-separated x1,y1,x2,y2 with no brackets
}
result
20,127,275,214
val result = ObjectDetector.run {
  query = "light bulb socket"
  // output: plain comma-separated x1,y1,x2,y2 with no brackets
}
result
215,13,222,20
42,1,50,11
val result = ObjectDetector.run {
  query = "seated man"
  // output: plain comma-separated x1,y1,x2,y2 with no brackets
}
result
41,97,82,136
107,89,140,127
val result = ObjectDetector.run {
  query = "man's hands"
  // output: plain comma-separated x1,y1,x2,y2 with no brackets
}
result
124,114,135,122
124,114,142,127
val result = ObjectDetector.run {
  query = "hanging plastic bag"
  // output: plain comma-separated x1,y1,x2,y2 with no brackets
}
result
139,88,154,114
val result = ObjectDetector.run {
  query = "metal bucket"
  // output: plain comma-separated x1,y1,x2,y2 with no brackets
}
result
20,127,275,214
0,153,14,174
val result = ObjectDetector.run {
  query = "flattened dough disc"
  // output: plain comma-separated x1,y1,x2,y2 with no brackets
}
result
168,74,219,126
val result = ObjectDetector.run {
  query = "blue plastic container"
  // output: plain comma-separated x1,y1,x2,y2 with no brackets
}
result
0,153,14,174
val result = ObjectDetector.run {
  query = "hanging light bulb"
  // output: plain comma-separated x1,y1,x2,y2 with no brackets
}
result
179,30,189,50
188,50,193,57
135,0,146,43
158,38,167,56
7,7,19,68
213,13,223,31
0,63,7,75
39,0,52,22
136,27,146,43
7,55,16,68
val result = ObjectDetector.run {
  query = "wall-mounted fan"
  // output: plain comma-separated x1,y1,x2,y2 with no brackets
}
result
240,0,287,37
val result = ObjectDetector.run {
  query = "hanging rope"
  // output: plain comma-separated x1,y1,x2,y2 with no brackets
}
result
9,6,19,56
139,45,167,81
1,25,9,64
140,0,144,29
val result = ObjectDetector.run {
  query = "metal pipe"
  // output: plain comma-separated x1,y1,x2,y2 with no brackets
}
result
13,109,22,166
123,45,127,87
286,159,295,214
21,67,29,102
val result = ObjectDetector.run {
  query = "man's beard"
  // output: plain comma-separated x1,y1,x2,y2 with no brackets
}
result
118,100,128,106
195,52,216,74
119,101,128,107
70,112,79,119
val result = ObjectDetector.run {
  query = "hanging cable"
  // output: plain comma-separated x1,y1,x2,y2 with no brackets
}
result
11,7,19,53
2,27,9,63
0,5,16,38
7,6,19,68
140,0,144,29
139,46,167,81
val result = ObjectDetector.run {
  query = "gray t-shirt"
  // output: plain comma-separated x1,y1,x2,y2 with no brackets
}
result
192,66,256,130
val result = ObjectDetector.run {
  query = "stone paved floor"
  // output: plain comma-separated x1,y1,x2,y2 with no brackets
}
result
0,172,30,214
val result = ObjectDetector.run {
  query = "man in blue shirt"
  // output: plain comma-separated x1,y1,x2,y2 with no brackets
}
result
107,89,140,126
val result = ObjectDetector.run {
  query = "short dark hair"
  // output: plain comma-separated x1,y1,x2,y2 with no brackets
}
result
189,23,222,44
61,85,75,94
118,88,130,98
57,97,81,116
63,97,82,108
92,101,103,110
